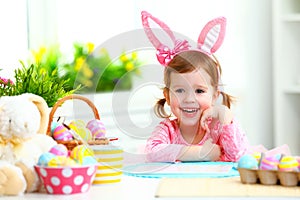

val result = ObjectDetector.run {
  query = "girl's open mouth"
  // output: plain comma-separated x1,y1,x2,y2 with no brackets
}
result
181,108,199,114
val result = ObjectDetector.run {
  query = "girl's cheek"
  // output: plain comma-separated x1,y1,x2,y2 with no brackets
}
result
170,93,182,104
198,98,211,110
169,95,180,108
201,104,210,110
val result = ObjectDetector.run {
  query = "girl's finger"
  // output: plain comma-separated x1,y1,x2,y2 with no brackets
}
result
200,108,212,129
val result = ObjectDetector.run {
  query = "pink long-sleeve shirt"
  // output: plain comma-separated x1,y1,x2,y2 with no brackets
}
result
145,118,249,162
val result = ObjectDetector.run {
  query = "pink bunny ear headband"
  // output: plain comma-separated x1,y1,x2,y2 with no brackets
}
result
141,11,226,67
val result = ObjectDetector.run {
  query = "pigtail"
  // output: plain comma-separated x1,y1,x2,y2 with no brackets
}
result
154,98,171,118
220,91,235,109
213,55,235,109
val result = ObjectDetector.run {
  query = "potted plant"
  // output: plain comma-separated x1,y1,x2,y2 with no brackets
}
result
62,43,142,93
0,62,80,107
29,42,143,94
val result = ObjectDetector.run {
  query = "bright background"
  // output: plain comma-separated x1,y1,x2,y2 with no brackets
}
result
0,0,274,150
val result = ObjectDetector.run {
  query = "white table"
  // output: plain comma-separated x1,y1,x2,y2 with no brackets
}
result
9,175,157,200
5,175,299,200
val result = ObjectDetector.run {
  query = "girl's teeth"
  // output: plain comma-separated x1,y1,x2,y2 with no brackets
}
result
183,109,197,113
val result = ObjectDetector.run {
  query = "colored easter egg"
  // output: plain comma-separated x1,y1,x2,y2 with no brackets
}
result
53,125,73,141
260,156,279,170
296,156,300,170
49,144,69,156
48,156,69,167
69,119,86,129
77,127,92,141
81,156,98,166
63,157,78,166
238,154,258,169
50,121,60,134
70,145,94,164
48,156,78,167
38,152,56,166
278,156,299,172
251,152,262,162
69,120,92,141
86,119,106,139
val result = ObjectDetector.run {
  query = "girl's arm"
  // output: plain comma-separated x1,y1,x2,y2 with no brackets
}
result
145,142,183,162
201,105,249,162
179,139,220,161
145,140,220,162
212,119,249,162
145,120,220,162
144,120,182,162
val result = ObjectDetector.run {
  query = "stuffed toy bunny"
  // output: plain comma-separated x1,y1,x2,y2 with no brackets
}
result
0,93,57,196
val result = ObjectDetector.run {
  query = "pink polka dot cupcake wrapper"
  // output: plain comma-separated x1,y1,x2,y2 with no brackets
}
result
34,165,97,195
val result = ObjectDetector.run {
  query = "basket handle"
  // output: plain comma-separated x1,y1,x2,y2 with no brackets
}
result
47,94,100,135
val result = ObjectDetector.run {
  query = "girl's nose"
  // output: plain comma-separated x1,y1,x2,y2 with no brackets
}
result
184,91,196,103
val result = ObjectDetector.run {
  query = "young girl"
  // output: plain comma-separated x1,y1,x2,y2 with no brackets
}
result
141,11,249,162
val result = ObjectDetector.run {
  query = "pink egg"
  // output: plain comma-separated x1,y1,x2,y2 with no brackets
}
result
49,144,69,156
296,156,300,170
86,119,106,139
53,125,73,141
260,156,279,170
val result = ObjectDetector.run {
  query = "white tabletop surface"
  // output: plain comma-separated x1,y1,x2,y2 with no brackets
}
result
2,174,299,200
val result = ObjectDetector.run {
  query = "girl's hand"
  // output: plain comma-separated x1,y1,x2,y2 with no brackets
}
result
178,139,221,161
200,105,233,130
199,139,221,161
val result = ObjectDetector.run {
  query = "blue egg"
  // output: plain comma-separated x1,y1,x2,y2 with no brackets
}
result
50,121,60,133
38,152,56,166
81,156,98,165
238,154,258,169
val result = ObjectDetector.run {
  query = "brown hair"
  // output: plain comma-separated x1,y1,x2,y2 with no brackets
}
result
154,50,235,118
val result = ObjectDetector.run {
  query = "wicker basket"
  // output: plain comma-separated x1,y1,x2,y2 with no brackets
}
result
47,94,100,150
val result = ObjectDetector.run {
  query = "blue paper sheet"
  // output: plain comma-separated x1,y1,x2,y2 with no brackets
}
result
123,161,239,178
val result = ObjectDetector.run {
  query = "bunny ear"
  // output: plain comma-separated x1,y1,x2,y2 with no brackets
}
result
141,11,190,66
197,17,226,55
141,11,176,49
22,93,49,134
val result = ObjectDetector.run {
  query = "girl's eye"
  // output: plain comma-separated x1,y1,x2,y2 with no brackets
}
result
195,89,205,94
175,88,184,93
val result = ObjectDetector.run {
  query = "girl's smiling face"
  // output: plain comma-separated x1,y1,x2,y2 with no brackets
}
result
165,68,218,126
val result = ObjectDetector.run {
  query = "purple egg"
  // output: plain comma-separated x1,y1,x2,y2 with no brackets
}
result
260,156,279,170
86,119,106,139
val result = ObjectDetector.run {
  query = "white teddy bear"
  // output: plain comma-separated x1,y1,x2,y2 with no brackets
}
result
0,93,57,196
